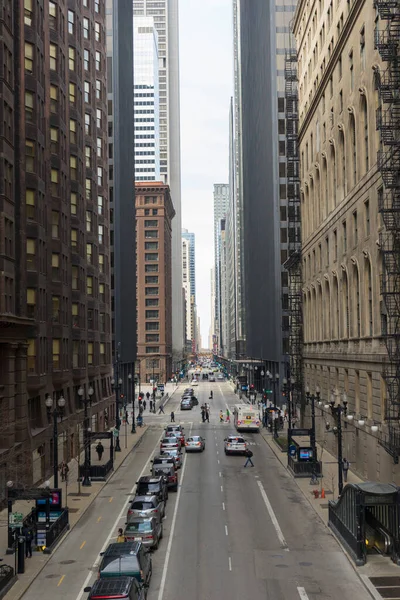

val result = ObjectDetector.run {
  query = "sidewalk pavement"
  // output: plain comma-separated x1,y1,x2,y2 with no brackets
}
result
0,385,180,600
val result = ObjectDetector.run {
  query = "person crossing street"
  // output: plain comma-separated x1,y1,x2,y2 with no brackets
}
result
244,448,254,468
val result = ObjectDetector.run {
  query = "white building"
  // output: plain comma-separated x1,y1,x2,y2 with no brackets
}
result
213,184,229,355
133,0,183,367
134,17,160,181
182,236,192,347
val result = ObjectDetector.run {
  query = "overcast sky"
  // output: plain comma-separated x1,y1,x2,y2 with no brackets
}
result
179,0,233,348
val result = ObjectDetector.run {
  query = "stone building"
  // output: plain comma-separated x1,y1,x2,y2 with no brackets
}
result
293,0,400,480
0,0,114,501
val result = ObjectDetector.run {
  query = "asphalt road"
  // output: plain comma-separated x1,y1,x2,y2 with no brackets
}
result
21,377,368,600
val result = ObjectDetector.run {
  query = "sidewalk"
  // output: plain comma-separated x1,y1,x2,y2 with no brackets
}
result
0,385,179,600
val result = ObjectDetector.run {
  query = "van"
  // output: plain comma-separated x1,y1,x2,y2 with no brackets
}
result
98,542,152,587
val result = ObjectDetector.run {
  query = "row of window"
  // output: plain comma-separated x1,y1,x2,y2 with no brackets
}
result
27,338,108,373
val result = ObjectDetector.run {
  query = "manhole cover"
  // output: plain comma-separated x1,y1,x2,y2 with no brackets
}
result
59,560,76,565
68,492,91,497
45,574,60,579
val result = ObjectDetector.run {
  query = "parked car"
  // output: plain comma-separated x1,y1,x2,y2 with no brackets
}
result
160,448,182,468
85,576,146,600
165,425,185,446
164,430,183,448
184,388,194,395
98,542,152,588
180,399,192,411
192,380,199,386
185,435,205,452
152,454,178,472
160,436,180,451
224,435,248,455
152,463,178,491
135,476,168,504
124,516,162,550
127,495,165,520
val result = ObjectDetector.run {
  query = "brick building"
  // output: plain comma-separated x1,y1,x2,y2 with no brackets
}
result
0,0,113,500
135,182,175,384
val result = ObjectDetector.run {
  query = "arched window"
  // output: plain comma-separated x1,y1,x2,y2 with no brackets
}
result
352,264,361,338
361,95,369,174
324,280,330,340
315,168,321,225
303,293,308,342
330,145,337,209
349,112,357,186
365,258,373,336
318,285,323,340
342,271,350,338
310,178,315,232
339,129,346,200
322,156,328,220
332,277,339,339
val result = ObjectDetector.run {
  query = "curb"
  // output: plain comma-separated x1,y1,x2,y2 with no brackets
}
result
259,429,377,600
6,428,149,600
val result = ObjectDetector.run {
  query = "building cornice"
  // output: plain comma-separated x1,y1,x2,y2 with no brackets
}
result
298,0,366,142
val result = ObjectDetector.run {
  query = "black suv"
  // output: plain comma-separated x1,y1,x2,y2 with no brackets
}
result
85,576,146,600
136,476,168,503
98,542,152,587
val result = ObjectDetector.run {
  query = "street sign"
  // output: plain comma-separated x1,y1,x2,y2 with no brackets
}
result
290,428,312,436
158,384,165,392
9,512,24,528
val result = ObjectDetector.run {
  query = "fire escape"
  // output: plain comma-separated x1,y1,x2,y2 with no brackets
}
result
284,48,303,408
375,1,400,461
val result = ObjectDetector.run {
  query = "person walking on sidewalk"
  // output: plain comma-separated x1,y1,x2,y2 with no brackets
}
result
158,403,165,414
60,460,69,482
342,458,350,482
150,399,153,412
219,410,224,423
171,411,175,423
244,448,254,468
143,400,147,411
96,442,104,461
22,525,33,557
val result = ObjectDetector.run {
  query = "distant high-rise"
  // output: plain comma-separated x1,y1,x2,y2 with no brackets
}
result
181,229,196,301
134,16,160,182
182,229,196,354
213,184,229,354
182,236,192,348
133,0,183,366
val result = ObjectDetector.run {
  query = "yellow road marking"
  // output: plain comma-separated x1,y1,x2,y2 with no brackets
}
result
57,575,65,587
80,541,86,550
109,497,113,503
97,516,102,522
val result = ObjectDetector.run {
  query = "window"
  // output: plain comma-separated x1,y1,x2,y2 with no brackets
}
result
361,95,369,172
278,119,285,134
86,243,92,264
87,276,93,295
146,347,160,354
25,43,34,73
84,49,90,71
72,303,79,328
85,178,91,201
349,51,354,91
96,79,101,99
99,283,105,301
49,1,57,28
52,296,60,322
86,210,92,232
95,51,101,70
24,0,33,25
367,372,372,419
98,224,104,244
85,146,91,168
145,242,158,250
100,343,106,364
52,339,60,369
98,195,103,214
146,334,160,343
27,288,36,318
88,342,94,365
342,221,347,253
145,298,159,307
97,137,102,158
50,85,58,113
71,228,78,250
51,211,59,238
145,310,159,319
99,254,104,273
339,90,343,113
51,253,60,279
353,210,358,245
365,200,370,236
144,220,158,227
145,264,158,273
70,155,77,180
145,253,158,261
68,9,74,34
83,17,89,39
69,46,75,71
145,230,158,238
360,26,365,70
49,43,57,70
97,166,103,186
50,127,58,154
27,339,36,373
25,140,35,172
145,276,159,284
350,112,357,185
70,119,77,144
25,91,34,121
145,322,159,331
84,81,90,103
71,192,77,215
145,287,159,296
85,113,91,135
72,266,78,290
73,341,79,368
338,55,342,79
96,108,102,129
95,22,100,41
26,189,35,219
95,0,100,12
69,83,76,105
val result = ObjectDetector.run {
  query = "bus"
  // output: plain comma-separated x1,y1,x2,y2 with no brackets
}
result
233,404,261,432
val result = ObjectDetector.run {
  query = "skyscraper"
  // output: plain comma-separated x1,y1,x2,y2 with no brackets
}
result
213,184,229,354
181,229,196,302
0,0,113,497
182,236,192,349
133,0,183,366
182,229,196,354
134,16,160,182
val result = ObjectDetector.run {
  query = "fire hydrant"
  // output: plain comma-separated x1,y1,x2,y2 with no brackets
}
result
313,489,320,499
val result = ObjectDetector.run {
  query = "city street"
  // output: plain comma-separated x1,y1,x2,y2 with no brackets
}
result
21,379,368,600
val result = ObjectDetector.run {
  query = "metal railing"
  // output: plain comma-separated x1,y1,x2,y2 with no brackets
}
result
329,501,365,565
43,508,69,553
288,455,322,477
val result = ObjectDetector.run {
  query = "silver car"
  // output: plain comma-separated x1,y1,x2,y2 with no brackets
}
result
124,516,163,550
127,494,165,521
160,448,182,468
160,436,180,451
224,435,248,455
185,435,205,452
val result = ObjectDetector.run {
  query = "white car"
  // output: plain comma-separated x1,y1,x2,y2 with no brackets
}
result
224,435,248,455
192,380,199,386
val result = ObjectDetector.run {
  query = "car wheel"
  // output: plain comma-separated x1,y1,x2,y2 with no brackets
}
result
153,537,159,550
173,485,178,492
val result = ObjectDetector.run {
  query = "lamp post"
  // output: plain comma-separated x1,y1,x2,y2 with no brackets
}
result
78,385,94,487
326,389,348,496
45,394,66,488
266,370,273,403
305,385,320,483
283,377,295,453
111,376,123,452
128,372,136,434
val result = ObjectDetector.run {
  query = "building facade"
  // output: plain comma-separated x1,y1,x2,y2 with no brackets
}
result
0,0,114,500
182,236,192,349
293,0,400,480
133,0,183,366
181,229,196,302
134,16,160,182
135,182,175,383
213,184,229,355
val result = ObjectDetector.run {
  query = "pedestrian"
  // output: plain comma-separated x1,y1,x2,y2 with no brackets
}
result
171,411,175,423
209,390,213,399
219,410,224,423
22,526,33,557
150,399,153,412
125,410,129,424
96,441,104,461
158,403,165,414
143,400,147,411
60,460,69,482
342,458,350,482
205,410,209,423
226,408,230,423
146,391,150,401
244,448,254,468
117,528,126,543
201,408,205,423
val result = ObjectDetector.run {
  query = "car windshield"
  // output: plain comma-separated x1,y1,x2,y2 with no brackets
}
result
153,468,170,476
162,438,177,444
154,458,173,464
132,501,155,510
229,437,245,444
126,522,152,532
137,483,160,493
101,555,140,573
190,436,201,442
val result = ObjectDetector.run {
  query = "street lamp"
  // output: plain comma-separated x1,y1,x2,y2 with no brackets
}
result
128,372,136,434
78,385,94,486
305,385,320,483
111,376,123,452
45,394,66,488
328,389,348,496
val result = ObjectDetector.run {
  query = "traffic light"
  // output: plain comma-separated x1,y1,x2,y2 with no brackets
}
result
250,384,254,390
120,394,124,400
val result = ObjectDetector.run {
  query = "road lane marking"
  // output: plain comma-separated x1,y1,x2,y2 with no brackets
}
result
109,497,113,503
225,525,228,536
222,502,225,510
57,575,65,587
80,541,86,550
97,516,102,523
257,480,289,551
219,472,222,477
221,485,223,492
297,588,310,600
228,557,232,571
217,451,219,455
158,423,192,600
76,431,164,600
